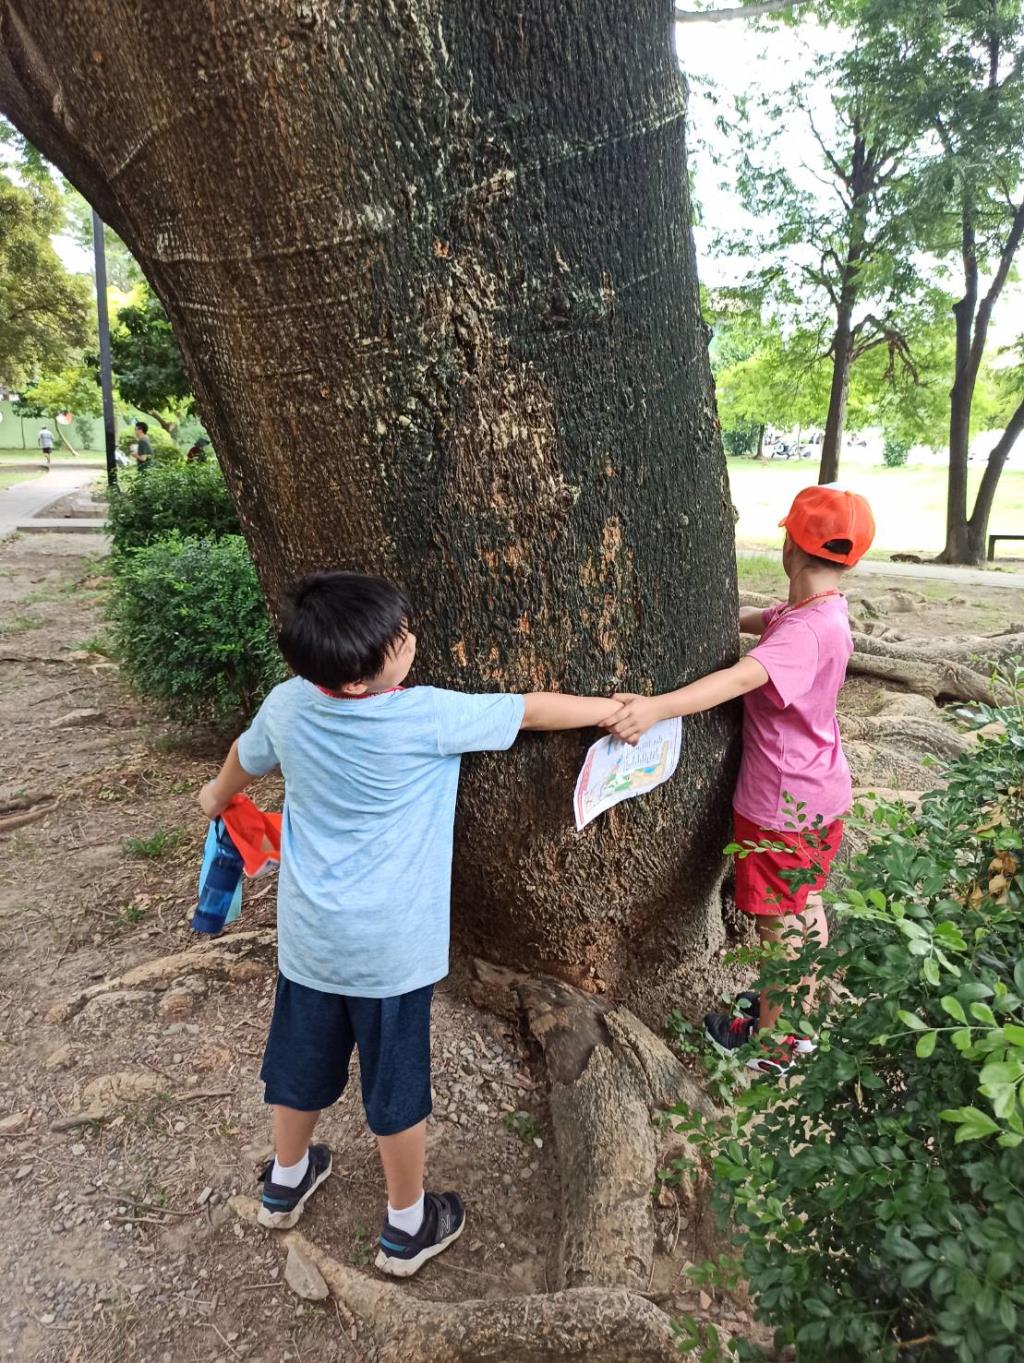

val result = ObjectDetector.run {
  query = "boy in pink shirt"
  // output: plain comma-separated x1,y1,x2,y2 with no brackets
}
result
602,486,875,1075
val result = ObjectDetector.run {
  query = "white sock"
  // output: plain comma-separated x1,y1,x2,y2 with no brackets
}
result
271,1151,309,1188
387,1192,425,1236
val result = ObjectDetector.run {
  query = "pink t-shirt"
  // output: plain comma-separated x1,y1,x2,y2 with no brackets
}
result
733,595,853,831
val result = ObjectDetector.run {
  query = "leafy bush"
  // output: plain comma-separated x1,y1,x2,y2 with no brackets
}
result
673,675,1024,1362
109,535,285,724
723,420,762,456
882,433,912,467
117,422,180,464
107,460,239,555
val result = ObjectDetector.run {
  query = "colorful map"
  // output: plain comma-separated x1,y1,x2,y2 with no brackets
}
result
573,718,683,830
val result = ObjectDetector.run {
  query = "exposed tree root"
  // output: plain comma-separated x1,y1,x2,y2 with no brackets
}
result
229,1196,687,1362
48,928,276,1023
841,713,972,761
514,974,714,1291
221,968,723,1361
739,589,1017,702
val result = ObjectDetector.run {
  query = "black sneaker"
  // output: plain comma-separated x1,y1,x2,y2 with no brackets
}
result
703,991,760,1054
375,1190,465,1278
257,1143,332,1229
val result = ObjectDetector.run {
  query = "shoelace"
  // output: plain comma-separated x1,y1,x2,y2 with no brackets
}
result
729,1016,751,1034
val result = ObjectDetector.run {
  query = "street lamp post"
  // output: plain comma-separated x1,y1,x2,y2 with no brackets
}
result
91,210,118,489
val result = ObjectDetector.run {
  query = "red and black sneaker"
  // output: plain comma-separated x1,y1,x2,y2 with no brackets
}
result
703,992,760,1055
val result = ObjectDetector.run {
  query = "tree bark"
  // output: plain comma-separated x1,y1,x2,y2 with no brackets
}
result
818,307,853,485
0,1,738,1014
966,395,1024,564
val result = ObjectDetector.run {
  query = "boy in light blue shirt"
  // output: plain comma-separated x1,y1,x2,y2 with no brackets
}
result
199,571,621,1276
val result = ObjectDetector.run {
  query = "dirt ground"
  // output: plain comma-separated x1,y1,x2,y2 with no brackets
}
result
0,530,1018,1363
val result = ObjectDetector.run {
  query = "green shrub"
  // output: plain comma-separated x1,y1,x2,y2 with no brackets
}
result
117,423,181,463
882,433,912,467
673,672,1024,1362
107,460,239,555
109,535,285,724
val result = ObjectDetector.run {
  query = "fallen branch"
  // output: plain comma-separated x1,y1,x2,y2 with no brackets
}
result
0,804,56,834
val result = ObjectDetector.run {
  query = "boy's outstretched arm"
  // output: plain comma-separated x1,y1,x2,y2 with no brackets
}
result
599,656,769,745
199,740,259,819
739,606,768,636
521,693,624,731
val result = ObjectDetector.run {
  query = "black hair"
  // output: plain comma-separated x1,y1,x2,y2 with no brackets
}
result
278,571,413,687
802,537,853,570
134,419,148,432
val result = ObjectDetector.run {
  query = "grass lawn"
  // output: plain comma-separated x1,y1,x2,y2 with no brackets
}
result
0,446,102,462
0,467,43,490
727,456,1024,559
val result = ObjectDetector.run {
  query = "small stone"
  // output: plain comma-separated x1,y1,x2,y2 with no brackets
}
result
532,1136,543,1149
699,1290,712,1311
520,1167,534,1181
173,1120,186,1134
40,1313,55,1325
284,1246,329,1301
71,1143,86,1157
45,1044,75,1072
157,991,194,1021
15,1165,33,1181
196,1187,213,1207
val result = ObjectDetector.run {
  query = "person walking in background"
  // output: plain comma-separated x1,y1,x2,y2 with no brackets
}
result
37,425,54,468
186,437,210,463
132,420,153,473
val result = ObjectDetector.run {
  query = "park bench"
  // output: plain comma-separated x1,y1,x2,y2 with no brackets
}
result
988,532,1024,561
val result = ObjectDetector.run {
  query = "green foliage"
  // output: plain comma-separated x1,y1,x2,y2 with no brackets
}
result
0,170,91,389
882,433,911,467
123,828,185,860
110,283,193,432
672,677,1024,1362
21,363,102,421
108,535,285,725
62,186,141,291
116,423,180,465
503,1110,542,1146
106,461,239,555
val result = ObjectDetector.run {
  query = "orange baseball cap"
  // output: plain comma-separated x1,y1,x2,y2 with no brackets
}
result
780,485,875,566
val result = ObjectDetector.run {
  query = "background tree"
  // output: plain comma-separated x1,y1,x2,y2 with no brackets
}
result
0,168,90,389
0,0,738,1019
719,20,930,483
709,295,833,453
14,362,105,454
62,185,141,291
109,282,193,435
910,0,1024,563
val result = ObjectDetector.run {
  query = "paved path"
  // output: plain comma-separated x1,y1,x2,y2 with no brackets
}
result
0,467,103,539
737,547,1024,593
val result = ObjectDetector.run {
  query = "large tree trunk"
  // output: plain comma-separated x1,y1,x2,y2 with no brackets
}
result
940,335,976,564
966,395,1024,565
818,308,853,485
0,0,738,1016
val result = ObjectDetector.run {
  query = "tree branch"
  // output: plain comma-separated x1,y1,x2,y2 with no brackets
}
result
675,0,807,22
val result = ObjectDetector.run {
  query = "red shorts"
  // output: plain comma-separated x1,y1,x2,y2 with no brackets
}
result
731,810,843,917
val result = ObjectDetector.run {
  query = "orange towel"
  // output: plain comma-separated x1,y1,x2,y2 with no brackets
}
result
220,794,281,877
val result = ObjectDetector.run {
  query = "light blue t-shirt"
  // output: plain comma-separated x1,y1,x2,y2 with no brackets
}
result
236,679,525,998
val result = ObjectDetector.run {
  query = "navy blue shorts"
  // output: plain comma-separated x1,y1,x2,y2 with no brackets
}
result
260,974,433,1136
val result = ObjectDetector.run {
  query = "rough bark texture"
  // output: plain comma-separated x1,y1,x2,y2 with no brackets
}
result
0,0,738,1009
819,309,852,486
